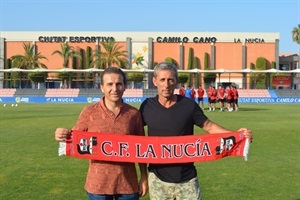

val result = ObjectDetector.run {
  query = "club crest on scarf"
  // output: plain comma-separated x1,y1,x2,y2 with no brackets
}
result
77,137,97,155
215,136,236,155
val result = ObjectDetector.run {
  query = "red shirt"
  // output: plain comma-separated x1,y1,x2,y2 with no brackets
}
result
207,88,212,98
73,98,144,194
226,88,233,99
232,89,239,99
179,88,185,96
210,89,217,100
197,88,204,98
218,88,225,99
191,89,196,99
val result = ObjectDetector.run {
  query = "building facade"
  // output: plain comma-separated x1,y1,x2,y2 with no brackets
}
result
0,31,286,89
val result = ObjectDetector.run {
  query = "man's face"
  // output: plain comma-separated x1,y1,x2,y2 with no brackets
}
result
100,73,125,103
152,69,177,98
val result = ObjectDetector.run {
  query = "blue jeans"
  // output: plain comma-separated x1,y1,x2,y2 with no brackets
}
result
87,192,139,200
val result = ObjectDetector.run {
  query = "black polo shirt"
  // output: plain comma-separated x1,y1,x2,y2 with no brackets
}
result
140,95,208,183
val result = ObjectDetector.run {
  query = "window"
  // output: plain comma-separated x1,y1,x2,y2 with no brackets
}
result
279,64,289,70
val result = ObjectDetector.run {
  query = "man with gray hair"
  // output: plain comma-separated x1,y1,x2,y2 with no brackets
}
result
139,62,253,199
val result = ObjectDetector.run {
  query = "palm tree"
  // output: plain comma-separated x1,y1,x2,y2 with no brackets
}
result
91,39,129,69
292,24,300,69
11,42,48,69
52,42,81,88
52,42,81,68
292,24,300,45
11,42,48,88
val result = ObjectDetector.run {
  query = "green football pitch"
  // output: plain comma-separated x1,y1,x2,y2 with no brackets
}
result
0,103,299,200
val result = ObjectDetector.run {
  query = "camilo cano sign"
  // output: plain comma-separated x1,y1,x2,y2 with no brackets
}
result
58,130,250,163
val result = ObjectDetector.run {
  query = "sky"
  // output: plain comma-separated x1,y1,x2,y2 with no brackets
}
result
0,0,299,53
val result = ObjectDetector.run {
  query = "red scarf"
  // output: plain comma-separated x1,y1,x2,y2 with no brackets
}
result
59,130,250,163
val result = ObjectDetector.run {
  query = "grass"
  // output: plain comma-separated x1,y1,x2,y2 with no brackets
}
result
0,103,299,200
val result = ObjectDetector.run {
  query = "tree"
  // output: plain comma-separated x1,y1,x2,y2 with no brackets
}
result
292,24,300,45
52,42,82,68
52,42,81,88
178,73,189,84
84,46,94,87
193,56,200,87
203,52,216,88
11,42,48,88
164,57,173,63
250,57,267,89
5,58,14,88
187,48,194,86
11,42,48,69
28,72,47,88
56,71,76,88
127,70,144,88
292,24,300,70
91,39,129,69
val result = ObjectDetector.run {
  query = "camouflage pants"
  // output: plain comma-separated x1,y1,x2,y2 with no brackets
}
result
148,172,202,200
